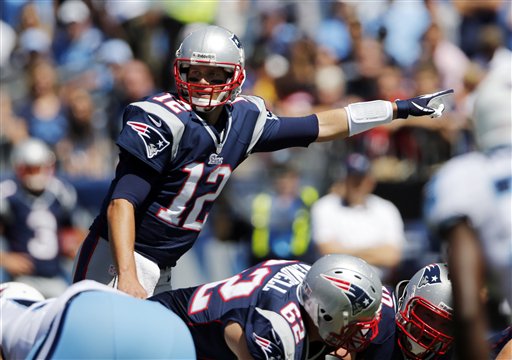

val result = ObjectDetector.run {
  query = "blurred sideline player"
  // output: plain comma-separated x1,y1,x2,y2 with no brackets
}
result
0,139,80,298
71,24,454,298
424,49,512,360
150,254,383,359
0,280,195,359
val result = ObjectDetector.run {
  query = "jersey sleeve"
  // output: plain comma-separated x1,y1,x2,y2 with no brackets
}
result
240,95,318,153
253,114,319,152
244,307,300,360
116,103,176,173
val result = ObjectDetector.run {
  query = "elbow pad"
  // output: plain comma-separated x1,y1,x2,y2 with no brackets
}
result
345,100,393,136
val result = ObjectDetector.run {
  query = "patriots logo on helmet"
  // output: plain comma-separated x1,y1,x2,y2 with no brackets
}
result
230,34,242,49
418,264,442,288
322,274,375,316
127,121,170,159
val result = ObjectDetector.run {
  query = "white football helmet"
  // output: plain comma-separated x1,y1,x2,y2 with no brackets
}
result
0,282,45,302
174,25,245,112
11,138,55,193
299,254,382,352
395,263,453,360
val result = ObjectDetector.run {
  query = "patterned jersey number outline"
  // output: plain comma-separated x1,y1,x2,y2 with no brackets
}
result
157,163,231,231
381,286,395,309
189,267,271,314
153,95,231,231
153,93,191,113
281,302,305,344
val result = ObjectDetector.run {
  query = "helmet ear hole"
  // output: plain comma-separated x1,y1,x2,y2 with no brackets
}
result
320,309,333,322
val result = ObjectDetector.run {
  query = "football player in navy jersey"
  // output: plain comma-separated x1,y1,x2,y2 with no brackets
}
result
355,263,454,360
149,254,383,360
71,24,454,298
0,139,78,298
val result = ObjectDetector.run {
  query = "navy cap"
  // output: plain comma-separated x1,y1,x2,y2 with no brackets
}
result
345,153,371,176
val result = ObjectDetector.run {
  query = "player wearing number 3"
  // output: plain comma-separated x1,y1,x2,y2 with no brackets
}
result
149,254,383,359
71,25,453,298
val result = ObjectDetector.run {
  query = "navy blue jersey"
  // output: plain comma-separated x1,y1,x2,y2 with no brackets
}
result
356,286,401,360
0,178,77,277
150,260,328,360
86,93,318,267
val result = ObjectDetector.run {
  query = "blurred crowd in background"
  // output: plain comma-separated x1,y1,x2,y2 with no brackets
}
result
0,0,510,311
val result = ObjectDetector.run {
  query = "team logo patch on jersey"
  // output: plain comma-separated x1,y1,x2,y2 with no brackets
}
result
417,264,442,288
127,121,170,158
208,153,223,165
322,274,375,316
253,333,283,360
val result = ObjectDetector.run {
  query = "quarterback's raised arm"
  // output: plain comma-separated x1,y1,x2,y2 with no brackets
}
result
315,89,454,142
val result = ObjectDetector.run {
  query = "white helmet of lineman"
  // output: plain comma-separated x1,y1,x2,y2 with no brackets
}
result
299,254,382,352
395,263,453,360
0,282,45,302
174,25,246,112
10,138,56,193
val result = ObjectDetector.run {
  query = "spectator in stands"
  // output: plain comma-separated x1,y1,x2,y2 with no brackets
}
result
0,90,28,169
15,59,68,147
55,87,115,180
247,164,319,266
452,0,504,59
53,0,103,75
105,59,158,142
311,153,406,284
0,139,82,297
419,22,470,95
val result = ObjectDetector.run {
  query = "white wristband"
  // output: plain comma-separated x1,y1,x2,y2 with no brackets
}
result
345,100,393,136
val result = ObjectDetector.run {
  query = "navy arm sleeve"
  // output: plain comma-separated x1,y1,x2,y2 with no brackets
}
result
111,151,160,208
252,114,319,152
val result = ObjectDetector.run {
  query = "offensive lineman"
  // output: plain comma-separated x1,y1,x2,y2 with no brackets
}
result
149,254,383,359
355,263,455,360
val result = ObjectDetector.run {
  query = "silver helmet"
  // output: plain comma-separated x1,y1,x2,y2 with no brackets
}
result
299,254,382,352
174,25,245,112
395,263,454,360
11,138,56,192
